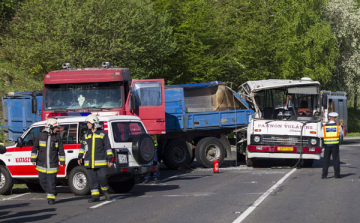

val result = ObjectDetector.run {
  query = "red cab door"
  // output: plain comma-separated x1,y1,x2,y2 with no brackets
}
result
125,79,165,135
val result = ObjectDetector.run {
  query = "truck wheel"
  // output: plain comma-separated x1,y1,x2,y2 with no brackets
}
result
0,165,14,195
303,159,314,168
26,183,44,192
109,178,135,193
68,166,90,196
163,139,192,170
132,134,155,165
195,137,225,168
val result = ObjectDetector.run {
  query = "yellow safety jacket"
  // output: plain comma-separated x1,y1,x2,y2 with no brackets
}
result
78,129,113,168
323,123,340,145
152,135,158,147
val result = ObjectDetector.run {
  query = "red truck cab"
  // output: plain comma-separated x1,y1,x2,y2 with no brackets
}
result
42,63,165,134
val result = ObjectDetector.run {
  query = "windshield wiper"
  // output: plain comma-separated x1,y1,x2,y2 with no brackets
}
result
82,107,111,111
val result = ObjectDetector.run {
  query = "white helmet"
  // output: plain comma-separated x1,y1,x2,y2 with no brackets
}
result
85,114,99,124
45,118,59,128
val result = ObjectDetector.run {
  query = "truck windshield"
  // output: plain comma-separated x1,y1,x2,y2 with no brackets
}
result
254,85,320,120
44,82,123,111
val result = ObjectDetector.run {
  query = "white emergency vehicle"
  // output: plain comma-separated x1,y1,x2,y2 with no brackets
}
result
0,115,157,195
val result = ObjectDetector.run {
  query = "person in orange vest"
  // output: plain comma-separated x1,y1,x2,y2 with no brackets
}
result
322,112,343,179
143,135,160,184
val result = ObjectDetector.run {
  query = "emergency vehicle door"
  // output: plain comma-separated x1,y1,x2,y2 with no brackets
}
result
13,126,43,176
125,79,165,135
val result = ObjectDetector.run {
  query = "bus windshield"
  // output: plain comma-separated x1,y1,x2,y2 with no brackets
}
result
44,82,123,111
254,85,321,120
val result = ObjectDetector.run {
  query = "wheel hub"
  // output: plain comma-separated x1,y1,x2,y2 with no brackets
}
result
172,146,185,163
205,144,220,161
0,174,4,188
73,172,87,190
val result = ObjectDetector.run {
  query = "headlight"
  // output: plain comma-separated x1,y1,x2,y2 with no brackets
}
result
310,138,317,145
254,136,261,143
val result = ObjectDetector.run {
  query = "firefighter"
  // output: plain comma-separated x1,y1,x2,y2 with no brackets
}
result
31,118,65,205
322,112,343,179
0,140,6,154
78,114,114,203
143,135,160,184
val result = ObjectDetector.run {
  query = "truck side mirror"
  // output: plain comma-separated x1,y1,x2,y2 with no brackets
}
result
17,137,23,148
31,97,37,114
322,94,328,109
129,94,136,113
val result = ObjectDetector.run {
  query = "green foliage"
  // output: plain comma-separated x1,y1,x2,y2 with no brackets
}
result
0,57,42,96
153,0,338,86
348,107,360,133
1,0,176,80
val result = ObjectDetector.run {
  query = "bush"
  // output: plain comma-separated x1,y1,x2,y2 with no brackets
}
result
347,108,360,133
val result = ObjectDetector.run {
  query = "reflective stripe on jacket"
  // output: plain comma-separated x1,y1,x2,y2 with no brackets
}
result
152,135,158,147
323,123,340,145
31,131,65,174
78,129,113,169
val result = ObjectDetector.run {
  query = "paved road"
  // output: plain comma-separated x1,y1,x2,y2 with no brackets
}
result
1,137,359,223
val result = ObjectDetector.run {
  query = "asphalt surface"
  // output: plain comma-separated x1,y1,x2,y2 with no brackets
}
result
1,137,359,223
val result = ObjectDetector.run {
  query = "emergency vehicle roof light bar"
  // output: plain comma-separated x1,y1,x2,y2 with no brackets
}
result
102,62,110,69
62,63,70,69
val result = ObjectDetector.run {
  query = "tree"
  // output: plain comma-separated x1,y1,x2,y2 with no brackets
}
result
0,0,21,36
153,0,338,87
324,0,360,110
1,0,176,80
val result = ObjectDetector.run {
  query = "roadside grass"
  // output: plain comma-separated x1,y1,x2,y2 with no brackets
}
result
346,132,360,137
0,184,30,198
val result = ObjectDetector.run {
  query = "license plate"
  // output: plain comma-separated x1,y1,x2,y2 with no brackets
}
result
277,147,294,151
118,154,128,164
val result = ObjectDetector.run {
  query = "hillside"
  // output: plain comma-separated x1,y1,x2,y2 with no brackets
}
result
0,57,43,141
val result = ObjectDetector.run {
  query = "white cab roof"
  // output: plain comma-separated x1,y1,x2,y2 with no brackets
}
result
244,79,320,92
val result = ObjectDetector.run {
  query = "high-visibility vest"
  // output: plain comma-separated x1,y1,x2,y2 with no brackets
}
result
152,135,158,147
323,123,340,145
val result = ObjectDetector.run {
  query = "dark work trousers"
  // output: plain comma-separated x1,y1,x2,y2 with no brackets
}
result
87,168,109,199
38,172,57,200
322,144,340,177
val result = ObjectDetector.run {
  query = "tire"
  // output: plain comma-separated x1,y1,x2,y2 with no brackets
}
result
303,159,314,168
26,183,44,192
132,134,155,165
68,166,90,196
195,137,225,168
0,165,14,195
163,139,192,170
109,178,135,193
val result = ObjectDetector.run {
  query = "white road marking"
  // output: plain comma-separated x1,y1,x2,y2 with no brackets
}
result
0,192,31,201
161,174,182,182
90,195,126,209
232,168,297,223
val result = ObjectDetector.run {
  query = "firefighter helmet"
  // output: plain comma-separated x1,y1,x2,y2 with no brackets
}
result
85,114,99,124
45,118,59,128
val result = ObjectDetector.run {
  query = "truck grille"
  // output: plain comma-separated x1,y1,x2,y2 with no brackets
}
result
262,136,309,146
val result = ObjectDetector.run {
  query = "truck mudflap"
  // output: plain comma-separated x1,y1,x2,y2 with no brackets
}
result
108,164,158,177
